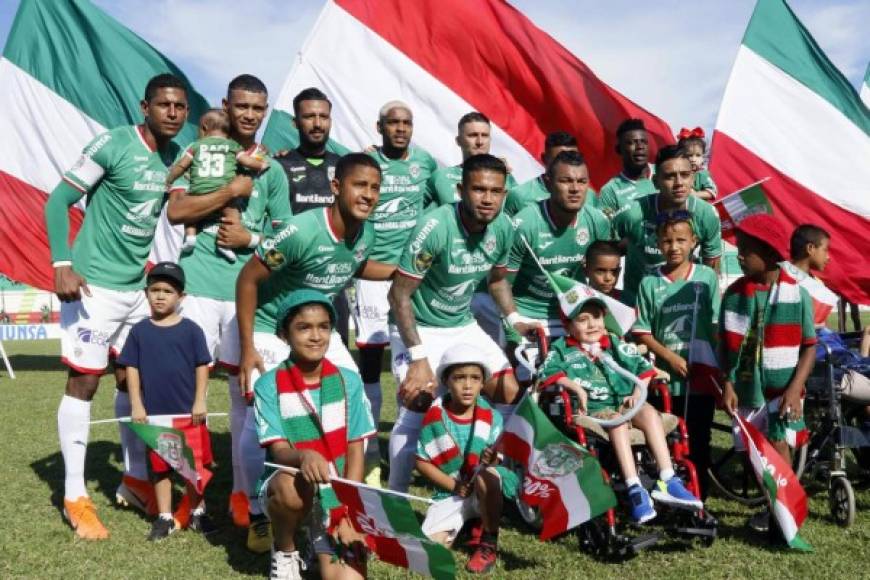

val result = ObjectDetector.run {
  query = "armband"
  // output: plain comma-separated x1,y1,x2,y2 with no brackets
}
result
505,312,522,327
408,344,427,362
247,234,261,249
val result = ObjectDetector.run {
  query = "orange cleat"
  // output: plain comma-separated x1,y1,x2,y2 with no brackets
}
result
229,491,250,528
115,475,157,516
64,496,109,540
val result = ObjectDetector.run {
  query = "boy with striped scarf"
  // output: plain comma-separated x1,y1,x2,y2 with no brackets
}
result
416,345,519,574
719,214,817,532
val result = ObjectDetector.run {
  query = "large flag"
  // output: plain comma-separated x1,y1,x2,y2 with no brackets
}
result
0,0,208,290
710,0,870,304
331,478,455,580
127,418,212,494
498,396,616,540
735,414,811,550
262,0,673,188
861,62,870,109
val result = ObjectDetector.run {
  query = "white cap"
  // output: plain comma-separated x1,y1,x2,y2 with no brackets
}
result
436,344,491,385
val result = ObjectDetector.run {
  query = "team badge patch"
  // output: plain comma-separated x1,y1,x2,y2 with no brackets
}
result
409,162,420,179
354,243,368,262
414,251,433,272
531,443,585,479
565,289,579,305
575,227,590,246
327,166,336,181
483,236,497,254
263,248,286,269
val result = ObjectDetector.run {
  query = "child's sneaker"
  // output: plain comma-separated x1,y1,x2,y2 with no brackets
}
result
466,540,498,574
270,549,306,580
628,484,657,524
63,496,109,540
217,246,237,263
189,511,219,536
181,234,197,254
229,491,250,528
651,476,703,510
148,516,176,541
748,508,770,532
247,512,273,553
115,474,157,515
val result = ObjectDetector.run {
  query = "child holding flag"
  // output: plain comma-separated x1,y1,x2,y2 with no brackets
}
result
119,262,215,540
539,292,702,523
416,345,518,574
719,214,817,532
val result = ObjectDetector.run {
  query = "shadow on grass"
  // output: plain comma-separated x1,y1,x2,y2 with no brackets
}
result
9,354,68,373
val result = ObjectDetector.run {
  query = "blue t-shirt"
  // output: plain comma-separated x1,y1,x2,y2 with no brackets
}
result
118,317,211,415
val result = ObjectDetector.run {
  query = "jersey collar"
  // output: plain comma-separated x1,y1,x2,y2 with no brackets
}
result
658,262,695,283
135,124,156,153
455,203,487,238
541,198,577,229
323,207,342,243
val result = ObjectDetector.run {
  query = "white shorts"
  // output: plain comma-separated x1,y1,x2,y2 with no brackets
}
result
422,495,481,546
389,322,511,395
470,292,504,347
60,284,149,373
352,279,391,348
230,331,359,380
180,295,239,370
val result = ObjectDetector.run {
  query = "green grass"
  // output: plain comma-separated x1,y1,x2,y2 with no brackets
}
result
1,340,868,579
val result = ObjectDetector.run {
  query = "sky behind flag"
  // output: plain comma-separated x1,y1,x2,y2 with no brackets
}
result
0,0,866,135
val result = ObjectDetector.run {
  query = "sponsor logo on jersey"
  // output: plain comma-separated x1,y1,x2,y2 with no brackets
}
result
327,167,336,181
325,262,353,275
618,342,640,357
292,175,306,183
126,199,160,223
409,218,438,253
354,243,368,262
576,227,590,246
317,245,336,253
538,241,554,251
440,279,477,296
84,133,112,157
267,225,299,248
77,327,110,346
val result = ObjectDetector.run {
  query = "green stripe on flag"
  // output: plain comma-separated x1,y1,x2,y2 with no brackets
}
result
740,183,772,212
262,109,351,155
742,0,869,135
420,539,456,580
380,492,428,538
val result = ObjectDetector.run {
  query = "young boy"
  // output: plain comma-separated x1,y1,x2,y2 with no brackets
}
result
584,240,624,302
119,262,214,541
676,128,716,201
539,294,702,523
631,213,720,498
165,109,269,262
254,290,374,580
719,214,817,531
417,346,518,574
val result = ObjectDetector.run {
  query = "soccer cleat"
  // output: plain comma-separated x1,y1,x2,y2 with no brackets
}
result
189,512,219,536
148,516,177,541
651,476,704,510
627,484,657,524
465,541,498,574
181,234,197,254
115,475,157,515
748,508,770,533
63,496,109,540
229,491,250,528
247,513,273,553
270,549,306,580
217,246,237,263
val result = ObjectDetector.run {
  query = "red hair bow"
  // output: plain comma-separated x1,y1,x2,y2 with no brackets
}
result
677,126,705,140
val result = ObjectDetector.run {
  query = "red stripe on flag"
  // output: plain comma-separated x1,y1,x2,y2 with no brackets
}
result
367,536,410,569
710,131,870,304
523,473,570,541
499,431,532,466
335,0,673,190
0,171,82,290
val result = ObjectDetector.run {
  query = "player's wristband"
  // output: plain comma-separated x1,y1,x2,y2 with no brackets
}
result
408,344,427,362
247,234,261,249
505,312,522,327
52,260,73,268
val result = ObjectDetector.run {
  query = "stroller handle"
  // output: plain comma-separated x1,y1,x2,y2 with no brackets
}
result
582,351,649,428
513,326,550,377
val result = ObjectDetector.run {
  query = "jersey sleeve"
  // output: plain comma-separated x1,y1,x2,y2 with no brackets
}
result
190,321,212,367
506,219,529,273
613,201,642,241
116,324,141,368
613,337,655,383
265,160,293,228
696,170,718,197
62,131,115,193
597,181,618,216
342,368,376,441
698,203,723,260
494,219,515,268
707,269,721,325
422,173,438,209
590,207,614,241
631,278,655,335
253,370,288,447
798,287,818,346
255,222,305,273
503,186,524,217
397,214,443,279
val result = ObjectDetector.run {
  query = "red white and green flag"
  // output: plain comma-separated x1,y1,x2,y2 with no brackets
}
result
710,0,870,304
262,0,673,188
331,478,455,580
0,0,208,290
860,62,870,108
127,417,212,494
498,396,616,540
735,414,811,550
714,179,773,236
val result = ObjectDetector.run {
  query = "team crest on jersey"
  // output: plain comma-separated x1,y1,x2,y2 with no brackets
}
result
263,248,286,269
618,342,639,357
409,162,420,179
414,251,433,272
575,227,590,246
327,166,336,181
354,243,368,262
483,236,497,254
530,443,585,479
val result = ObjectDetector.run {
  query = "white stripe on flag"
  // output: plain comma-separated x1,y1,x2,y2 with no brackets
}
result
554,465,592,529
400,537,431,577
722,192,749,216
359,486,397,536
762,346,800,370
745,433,801,543
270,0,542,182
506,411,535,448
723,311,751,335
716,46,870,218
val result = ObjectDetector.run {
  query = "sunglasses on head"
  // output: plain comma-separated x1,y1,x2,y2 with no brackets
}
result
655,209,693,225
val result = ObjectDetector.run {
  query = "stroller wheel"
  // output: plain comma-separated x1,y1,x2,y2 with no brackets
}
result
515,497,542,530
829,476,856,528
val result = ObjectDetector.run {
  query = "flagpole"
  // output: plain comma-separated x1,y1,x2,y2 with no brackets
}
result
90,412,228,425
683,282,703,423
263,462,434,505
711,177,771,208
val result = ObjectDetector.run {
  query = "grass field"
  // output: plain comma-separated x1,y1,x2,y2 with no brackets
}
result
1,338,868,579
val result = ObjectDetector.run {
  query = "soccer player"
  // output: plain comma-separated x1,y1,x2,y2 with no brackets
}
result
499,150,611,342
354,101,437,474
598,119,656,220
45,73,191,539
387,154,529,492
613,145,722,305
166,74,291,528
235,152,393,552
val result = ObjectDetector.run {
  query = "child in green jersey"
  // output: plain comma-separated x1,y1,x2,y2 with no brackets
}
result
676,128,716,201
166,109,269,262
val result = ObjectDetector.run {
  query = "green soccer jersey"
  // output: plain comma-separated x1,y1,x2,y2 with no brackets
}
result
597,170,656,220
367,146,438,264
253,207,374,333
424,164,518,210
62,125,180,291
614,194,723,305
507,200,611,320
504,175,597,217
632,264,720,396
184,136,243,195
179,156,292,302
396,204,514,328
693,169,718,197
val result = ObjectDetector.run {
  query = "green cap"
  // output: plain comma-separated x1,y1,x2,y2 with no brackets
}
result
275,289,337,334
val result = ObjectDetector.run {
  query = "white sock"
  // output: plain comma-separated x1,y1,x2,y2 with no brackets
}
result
494,403,516,426
626,476,641,488
363,382,382,428
159,512,173,521
387,407,424,492
58,395,92,500
228,376,248,494
659,468,675,482
240,407,265,515
115,389,148,480
192,506,205,516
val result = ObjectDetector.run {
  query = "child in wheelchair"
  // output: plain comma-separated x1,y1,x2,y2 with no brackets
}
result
538,293,703,524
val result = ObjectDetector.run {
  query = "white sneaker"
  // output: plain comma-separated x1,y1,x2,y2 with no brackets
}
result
270,549,306,580
217,246,237,262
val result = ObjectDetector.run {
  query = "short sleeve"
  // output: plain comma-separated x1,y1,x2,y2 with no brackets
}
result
494,221,515,268
503,187,524,216
506,223,528,273
116,324,140,368
798,287,818,346
613,201,642,242
189,321,212,366
696,170,718,197
614,337,654,379
699,204,723,260
397,215,443,279
423,174,437,209
631,279,654,335
342,369,376,441
183,145,195,160
63,131,114,192
590,208,613,241
597,182,617,216
253,370,288,447
256,222,304,273
265,160,293,228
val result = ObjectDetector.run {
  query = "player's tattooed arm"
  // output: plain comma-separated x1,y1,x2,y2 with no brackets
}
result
236,257,272,395
165,155,192,187
388,273,423,349
167,175,254,224
357,260,397,281
389,273,436,409
489,268,541,337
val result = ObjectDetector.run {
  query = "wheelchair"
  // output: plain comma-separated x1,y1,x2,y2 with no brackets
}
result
513,330,717,558
708,330,870,527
